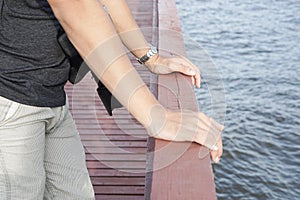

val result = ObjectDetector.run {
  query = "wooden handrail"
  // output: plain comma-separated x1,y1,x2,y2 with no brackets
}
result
145,0,217,199
65,0,217,199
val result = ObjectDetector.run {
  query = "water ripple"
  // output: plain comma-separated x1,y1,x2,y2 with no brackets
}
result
176,0,300,199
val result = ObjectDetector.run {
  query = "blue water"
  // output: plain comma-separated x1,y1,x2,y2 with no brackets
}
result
175,0,300,199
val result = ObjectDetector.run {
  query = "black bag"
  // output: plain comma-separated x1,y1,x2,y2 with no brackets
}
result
57,32,122,116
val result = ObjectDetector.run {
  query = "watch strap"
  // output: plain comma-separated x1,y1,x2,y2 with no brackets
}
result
137,45,158,64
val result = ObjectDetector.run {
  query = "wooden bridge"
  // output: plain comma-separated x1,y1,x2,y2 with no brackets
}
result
65,0,217,199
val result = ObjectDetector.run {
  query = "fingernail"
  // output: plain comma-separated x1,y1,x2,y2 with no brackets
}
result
190,69,196,75
212,145,218,151
215,157,220,163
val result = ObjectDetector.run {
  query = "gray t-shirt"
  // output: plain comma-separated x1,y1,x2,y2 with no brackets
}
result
0,0,70,107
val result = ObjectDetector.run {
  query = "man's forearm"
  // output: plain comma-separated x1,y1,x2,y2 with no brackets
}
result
101,0,155,60
47,0,224,161
48,0,160,127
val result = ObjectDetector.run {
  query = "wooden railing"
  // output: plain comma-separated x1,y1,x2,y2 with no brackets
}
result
66,0,217,199
145,0,217,199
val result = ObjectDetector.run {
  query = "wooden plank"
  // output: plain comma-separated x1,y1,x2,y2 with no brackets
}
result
95,195,144,200
63,0,216,198
84,153,146,161
87,168,145,178
77,129,147,135
76,124,144,130
86,161,146,171
86,161,146,170
146,0,217,199
84,147,147,154
93,186,144,195
67,1,155,198
80,134,147,141
90,177,145,186
81,141,147,147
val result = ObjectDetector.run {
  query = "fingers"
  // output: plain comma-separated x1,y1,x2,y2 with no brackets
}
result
175,63,197,76
194,112,223,151
168,57,201,88
147,109,224,164
191,76,195,86
177,63,201,88
189,68,201,89
210,137,223,163
194,69,201,88
150,56,201,88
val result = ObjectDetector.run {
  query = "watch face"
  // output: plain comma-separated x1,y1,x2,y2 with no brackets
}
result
151,46,158,54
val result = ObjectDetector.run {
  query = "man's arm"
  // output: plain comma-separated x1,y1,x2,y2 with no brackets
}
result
48,0,223,163
48,0,157,127
100,0,153,60
100,0,201,88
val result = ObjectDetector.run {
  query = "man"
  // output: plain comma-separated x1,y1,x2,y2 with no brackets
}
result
0,0,223,199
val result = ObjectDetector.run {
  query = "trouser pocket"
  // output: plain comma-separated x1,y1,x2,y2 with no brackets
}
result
0,96,20,125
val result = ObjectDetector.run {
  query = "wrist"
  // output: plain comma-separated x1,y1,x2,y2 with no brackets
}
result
145,53,159,66
137,44,158,65
145,54,167,74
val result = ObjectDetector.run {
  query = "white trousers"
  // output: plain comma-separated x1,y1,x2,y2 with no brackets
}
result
0,96,95,200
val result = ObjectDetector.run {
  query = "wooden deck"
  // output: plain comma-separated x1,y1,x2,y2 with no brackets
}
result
65,0,216,199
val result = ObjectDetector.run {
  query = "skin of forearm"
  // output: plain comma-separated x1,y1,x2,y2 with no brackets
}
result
101,0,153,59
48,0,161,127
47,1,224,159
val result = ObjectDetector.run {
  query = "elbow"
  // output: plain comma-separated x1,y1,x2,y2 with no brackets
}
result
47,0,67,17
47,0,79,29
47,0,102,31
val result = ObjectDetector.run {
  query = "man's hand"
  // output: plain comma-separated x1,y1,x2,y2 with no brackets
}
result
146,106,224,163
210,136,223,163
146,55,201,88
48,0,222,163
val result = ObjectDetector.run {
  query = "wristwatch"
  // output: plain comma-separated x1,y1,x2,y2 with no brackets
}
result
137,45,158,64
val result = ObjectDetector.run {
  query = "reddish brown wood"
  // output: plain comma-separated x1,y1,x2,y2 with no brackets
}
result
85,147,147,154
81,141,147,147
86,161,146,170
95,195,144,200
93,186,144,195
90,177,145,186
148,0,217,199
65,0,217,199
87,168,145,177
64,0,154,199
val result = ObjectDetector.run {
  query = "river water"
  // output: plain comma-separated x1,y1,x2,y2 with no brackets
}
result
175,0,300,199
